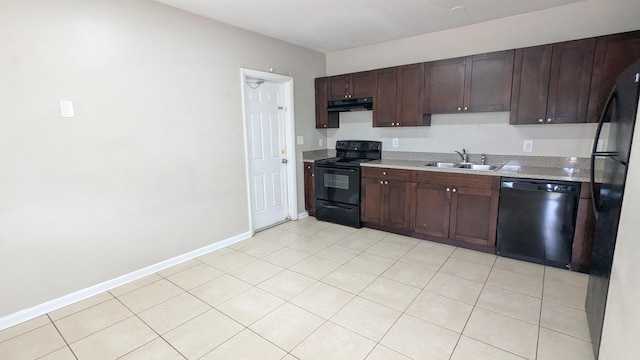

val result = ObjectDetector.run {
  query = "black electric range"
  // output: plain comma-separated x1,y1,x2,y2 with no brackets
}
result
314,140,382,228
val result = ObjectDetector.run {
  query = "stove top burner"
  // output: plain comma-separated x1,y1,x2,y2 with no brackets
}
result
314,140,382,168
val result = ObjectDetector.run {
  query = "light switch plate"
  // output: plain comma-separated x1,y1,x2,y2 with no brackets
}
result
296,136,304,145
392,138,399,148
60,100,74,118
319,139,323,147
523,140,533,153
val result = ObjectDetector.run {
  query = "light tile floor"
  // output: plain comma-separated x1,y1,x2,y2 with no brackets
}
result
0,217,595,360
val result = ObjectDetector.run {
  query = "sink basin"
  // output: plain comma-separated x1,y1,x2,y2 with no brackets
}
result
425,162,457,168
425,162,498,171
457,163,498,171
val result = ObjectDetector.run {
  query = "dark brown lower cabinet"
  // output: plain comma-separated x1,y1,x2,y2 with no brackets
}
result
411,171,500,253
361,168,413,233
303,162,315,216
571,182,598,272
356,167,596,272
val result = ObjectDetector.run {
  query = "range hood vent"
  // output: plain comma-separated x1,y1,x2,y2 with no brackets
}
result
327,97,373,112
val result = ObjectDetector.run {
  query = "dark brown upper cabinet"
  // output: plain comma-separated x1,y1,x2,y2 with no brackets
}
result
328,71,375,101
588,30,640,123
426,50,514,114
314,77,338,128
374,64,431,127
510,38,596,125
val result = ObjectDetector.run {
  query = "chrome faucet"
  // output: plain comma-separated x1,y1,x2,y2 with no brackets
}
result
455,149,468,163
481,154,487,165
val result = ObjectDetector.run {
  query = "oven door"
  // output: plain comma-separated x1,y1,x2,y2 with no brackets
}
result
314,165,360,205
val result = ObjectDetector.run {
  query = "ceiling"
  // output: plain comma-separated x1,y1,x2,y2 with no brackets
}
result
153,0,586,53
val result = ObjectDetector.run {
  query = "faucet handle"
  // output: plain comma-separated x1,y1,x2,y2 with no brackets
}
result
481,154,487,165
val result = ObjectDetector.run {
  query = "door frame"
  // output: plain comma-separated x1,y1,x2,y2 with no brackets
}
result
240,68,298,232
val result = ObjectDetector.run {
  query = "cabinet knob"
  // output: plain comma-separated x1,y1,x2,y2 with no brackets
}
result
452,188,457,193
464,107,468,111
380,181,384,184
457,107,462,111
547,118,552,123
538,119,544,123
324,124,327,128
446,187,451,192
383,171,387,175
312,174,314,177
385,181,388,185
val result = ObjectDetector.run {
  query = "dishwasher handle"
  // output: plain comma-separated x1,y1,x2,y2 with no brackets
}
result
501,180,580,194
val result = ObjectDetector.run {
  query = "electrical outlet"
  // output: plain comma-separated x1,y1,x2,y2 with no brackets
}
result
523,140,533,153
319,139,323,147
392,138,399,148
296,136,304,145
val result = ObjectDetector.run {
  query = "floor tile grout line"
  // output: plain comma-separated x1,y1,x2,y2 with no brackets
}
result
110,295,191,360
0,315,54,345
44,313,79,360
536,265,547,360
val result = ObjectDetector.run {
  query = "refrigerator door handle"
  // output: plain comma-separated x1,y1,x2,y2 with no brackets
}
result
590,85,617,217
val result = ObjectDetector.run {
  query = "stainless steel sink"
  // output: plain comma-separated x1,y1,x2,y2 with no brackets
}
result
424,162,457,168
425,162,499,171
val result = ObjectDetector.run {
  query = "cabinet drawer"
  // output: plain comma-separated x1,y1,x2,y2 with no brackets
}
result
362,167,411,181
412,170,499,190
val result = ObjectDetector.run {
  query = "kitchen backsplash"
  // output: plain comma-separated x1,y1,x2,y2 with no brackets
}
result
324,111,609,158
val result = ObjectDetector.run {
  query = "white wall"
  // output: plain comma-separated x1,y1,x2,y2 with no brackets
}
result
0,0,325,318
325,0,639,158
599,100,640,359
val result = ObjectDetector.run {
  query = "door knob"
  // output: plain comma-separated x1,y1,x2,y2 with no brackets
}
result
281,159,288,164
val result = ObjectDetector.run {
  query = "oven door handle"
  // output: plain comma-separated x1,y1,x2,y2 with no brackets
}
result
315,166,358,173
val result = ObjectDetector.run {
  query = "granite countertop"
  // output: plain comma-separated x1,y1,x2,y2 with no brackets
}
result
303,150,604,183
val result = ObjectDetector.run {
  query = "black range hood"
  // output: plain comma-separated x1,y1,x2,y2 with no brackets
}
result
327,97,373,112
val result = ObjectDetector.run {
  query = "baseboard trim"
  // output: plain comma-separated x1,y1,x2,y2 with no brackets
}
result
298,211,309,219
0,231,252,331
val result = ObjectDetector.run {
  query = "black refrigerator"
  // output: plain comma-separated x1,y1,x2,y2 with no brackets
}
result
587,59,640,358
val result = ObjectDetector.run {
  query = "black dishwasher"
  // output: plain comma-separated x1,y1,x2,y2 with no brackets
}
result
496,178,580,269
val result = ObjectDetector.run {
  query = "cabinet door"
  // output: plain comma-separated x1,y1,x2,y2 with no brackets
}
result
304,163,315,215
449,186,498,246
315,78,338,128
413,183,451,239
427,57,466,114
396,64,426,126
350,71,375,98
509,45,553,125
571,182,597,272
465,50,514,112
373,67,398,127
588,30,640,123
361,177,385,225
546,38,596,124
328,75,349,100
386,180,414,231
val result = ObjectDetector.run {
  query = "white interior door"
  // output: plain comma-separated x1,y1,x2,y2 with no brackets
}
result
245,78,288,230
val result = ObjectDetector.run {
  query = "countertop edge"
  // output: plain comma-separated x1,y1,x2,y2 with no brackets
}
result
361,160,602,183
